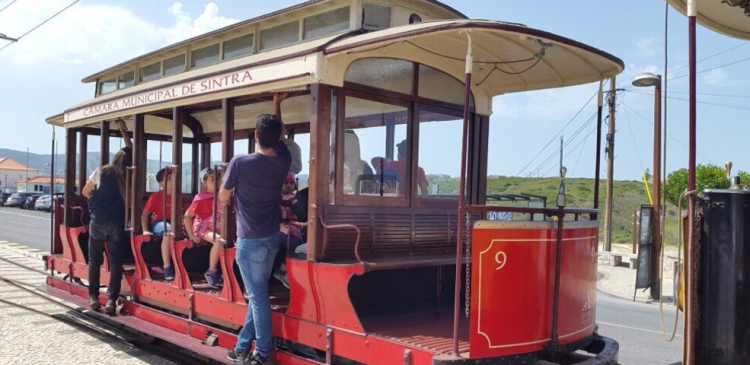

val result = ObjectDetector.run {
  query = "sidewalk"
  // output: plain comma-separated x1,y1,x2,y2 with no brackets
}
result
0,248,174,365
597,243,679,304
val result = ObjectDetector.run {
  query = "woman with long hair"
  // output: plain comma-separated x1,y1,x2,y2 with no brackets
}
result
82,119,133,315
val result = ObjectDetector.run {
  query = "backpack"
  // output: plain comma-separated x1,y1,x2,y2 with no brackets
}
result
292,187,309,223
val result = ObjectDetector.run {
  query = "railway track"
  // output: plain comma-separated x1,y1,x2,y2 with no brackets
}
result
0,254,219,365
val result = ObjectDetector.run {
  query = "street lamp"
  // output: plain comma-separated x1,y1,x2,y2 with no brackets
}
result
632,72,663,300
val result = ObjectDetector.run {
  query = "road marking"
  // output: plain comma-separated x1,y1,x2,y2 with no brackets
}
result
597,321,683,338
0,210,49,221
10,221,36,227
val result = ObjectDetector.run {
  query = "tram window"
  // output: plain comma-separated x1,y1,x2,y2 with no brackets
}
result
417,109,464,199
182,144,194,194
363,4,391,30
191,44,220,69
163,54,186,77
418,65,474,107
303,6,350,40
223,34,254,60
260,21,300,51
98,77,117,95
146,140,171,193
118,71,135,89
139,62,161,83
343,97,407,198
344,58,413,95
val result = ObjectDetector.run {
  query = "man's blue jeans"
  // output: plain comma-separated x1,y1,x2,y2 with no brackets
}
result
234,233,281,357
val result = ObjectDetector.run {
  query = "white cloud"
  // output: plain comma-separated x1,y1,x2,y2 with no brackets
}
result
0,1,238,66
703,68,732,86
635,37,658,57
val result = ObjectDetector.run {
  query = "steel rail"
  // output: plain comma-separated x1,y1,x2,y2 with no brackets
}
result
0,256,210,365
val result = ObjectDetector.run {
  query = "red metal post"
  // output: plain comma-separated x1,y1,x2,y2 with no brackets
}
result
685,12,698,365
651,78,662,300
453,34,473,356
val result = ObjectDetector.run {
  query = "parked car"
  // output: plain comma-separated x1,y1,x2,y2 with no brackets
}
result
4,192,41,208
34,195,52,212
0,193,12,206
21,194,42,210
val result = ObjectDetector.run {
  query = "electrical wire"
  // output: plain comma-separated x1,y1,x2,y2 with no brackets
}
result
621,103,714,164
0,0,18,13
571,121,596,176
622,98,646,173
627,89,750,112
0,0,79,52
667,42,749,75
543,123,598,177
531,112,597,177
515,90,600,177
668,54,750,81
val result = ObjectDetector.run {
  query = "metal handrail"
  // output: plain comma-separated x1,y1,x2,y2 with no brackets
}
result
466,204,598,220
213,163,228,245
313,204,362,265
125,166,134,231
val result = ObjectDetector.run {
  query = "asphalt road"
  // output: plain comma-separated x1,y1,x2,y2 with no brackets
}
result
0,206,52,252
0,205,683,364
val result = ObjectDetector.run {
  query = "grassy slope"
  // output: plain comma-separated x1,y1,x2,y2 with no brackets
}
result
431,176,679,246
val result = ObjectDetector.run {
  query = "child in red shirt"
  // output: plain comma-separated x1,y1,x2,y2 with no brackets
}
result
184,168,223,289
142,168,174,281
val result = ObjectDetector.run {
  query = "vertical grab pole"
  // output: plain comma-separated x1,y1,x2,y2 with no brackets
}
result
452,31,473,357
685,1,698,364
593,81,604,212
50,127,55,253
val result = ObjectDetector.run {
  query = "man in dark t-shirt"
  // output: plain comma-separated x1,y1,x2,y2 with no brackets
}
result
220,111,291,365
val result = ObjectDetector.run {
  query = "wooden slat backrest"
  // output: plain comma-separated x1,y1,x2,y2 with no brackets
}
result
322,205,479,261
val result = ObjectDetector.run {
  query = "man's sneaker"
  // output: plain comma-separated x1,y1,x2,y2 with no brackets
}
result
89,295,101,311
105,298,117,315
163,266,175,281
240,353,273,365
205,269,223,289
227,348,250,362
273,270,289,289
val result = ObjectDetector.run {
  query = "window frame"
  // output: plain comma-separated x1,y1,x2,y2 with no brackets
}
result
332,58,482,208
334,89,412,208
302,6,352,41
259,20,302,52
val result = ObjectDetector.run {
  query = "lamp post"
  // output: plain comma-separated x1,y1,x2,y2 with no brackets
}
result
632,72,663,300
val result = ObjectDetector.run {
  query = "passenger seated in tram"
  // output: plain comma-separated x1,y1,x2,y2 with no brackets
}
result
388,140,429,197
272,172,303,289
141,168,175,281
343,130,373,192
184,167,223,289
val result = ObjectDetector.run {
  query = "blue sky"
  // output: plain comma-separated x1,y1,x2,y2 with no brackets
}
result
0,0,748,180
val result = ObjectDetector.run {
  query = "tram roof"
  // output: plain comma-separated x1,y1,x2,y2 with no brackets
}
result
666,0,750,40
80,0,466,84
49,19,623,128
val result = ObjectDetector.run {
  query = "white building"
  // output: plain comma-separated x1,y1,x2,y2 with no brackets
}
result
16,176,72,194
0,157,37,193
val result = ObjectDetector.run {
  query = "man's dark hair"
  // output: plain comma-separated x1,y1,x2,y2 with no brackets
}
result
256,114,282,149
156,167,167,183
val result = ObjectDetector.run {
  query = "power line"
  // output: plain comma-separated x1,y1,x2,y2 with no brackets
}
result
668,42,749,75
668,55,750,81
530,112,597,177
0,0,18,13
0,0,80,52
514,88,600,177
621,103,714,164
627,89,750,112
544,123,598,176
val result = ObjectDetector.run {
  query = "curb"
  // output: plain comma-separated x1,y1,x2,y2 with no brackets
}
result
0,241,47,261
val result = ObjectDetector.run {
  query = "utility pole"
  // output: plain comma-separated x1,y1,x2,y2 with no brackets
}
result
603,77,617,252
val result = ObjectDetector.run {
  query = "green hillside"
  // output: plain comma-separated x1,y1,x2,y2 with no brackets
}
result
431,176,680,246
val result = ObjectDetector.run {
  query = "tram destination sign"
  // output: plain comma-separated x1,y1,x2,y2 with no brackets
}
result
65,65,287,123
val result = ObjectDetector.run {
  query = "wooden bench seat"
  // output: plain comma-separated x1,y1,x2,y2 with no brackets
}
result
321,205,477,270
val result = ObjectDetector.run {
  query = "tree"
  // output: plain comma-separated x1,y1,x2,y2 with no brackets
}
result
665,164,730,206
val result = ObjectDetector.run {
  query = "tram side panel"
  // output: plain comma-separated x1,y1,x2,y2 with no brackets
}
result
469,221,598,359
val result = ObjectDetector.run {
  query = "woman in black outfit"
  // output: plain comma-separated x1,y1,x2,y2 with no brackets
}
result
81,120,132,314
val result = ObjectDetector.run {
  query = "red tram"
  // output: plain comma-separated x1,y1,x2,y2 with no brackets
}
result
42,1,624,364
